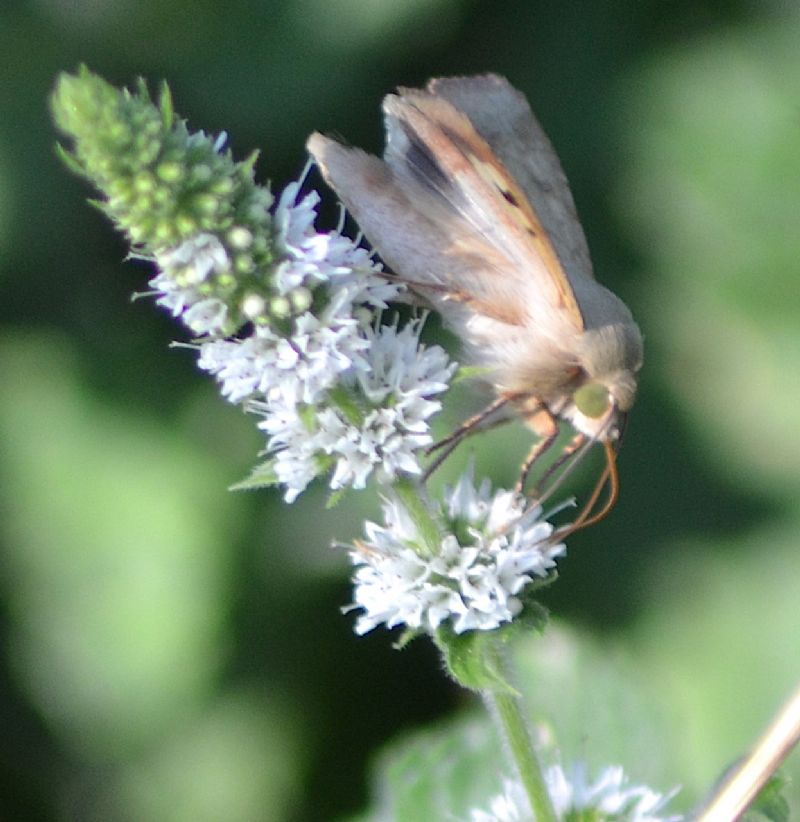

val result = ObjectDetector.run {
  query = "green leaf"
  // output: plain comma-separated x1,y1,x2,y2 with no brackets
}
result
392,477,442,558
327,384,365,427
157,80,174,128
349,715,505,822
741,775,790,822
453,364,494,384
325,486,349,509
513,625,678,793
511,596,551,633
230,459,279,491
53,141,86,178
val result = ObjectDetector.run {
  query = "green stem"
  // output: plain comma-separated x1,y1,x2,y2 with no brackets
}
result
488,652,558,822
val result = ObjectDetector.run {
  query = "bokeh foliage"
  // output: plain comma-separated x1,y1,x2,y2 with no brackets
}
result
1,1,799,819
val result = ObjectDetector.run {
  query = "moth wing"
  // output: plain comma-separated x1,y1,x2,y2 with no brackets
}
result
306,132,527,327
425,74,595,290
383,84,585,332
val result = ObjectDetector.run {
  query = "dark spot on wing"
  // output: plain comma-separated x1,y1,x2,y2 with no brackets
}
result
499,190,536,237
501,188,520,207
401,124,451,194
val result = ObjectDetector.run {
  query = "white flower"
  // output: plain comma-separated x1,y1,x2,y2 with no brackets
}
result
151,233,232,334
271,182,399,309
195,183,407,416
470,779,531,822
197,331,285,404
470,765,681,822
348,466,564,635
549,763,681,821
150,179,399,344
351,317,453,414
182,297,229,335
156,232,230,287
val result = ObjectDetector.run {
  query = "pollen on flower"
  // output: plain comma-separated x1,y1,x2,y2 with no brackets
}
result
347,466,564,635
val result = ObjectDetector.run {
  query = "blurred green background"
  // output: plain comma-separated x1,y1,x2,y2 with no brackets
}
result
2,0,799,819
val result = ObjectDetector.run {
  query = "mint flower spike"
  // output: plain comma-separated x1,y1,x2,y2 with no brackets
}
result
53,68,456,502
53,66,276,336
347,463,565,635
470,764,682,822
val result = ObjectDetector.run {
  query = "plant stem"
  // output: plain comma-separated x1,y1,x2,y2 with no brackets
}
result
487,651,558,822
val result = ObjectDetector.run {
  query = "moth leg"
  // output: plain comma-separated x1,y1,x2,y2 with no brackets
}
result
533,432,586,499
377,274,523,325
377,272,453,295
422,438,461,483
515,406,559,495
422,411,513,482
426,394,511,456
422,394,512,483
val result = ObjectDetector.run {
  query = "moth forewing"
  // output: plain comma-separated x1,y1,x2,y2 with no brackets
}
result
424,75,596,288
309,134,507,294
307,132,500,298
381,90,586,332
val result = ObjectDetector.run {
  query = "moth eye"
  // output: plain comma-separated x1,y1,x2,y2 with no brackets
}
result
574,382,611,419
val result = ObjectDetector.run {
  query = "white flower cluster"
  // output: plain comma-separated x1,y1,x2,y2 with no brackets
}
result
250,318,454,501
349,467,565,635
150,177,454,502
470,764,681,822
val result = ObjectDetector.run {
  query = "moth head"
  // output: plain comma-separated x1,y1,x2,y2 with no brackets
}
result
569,376,632,442
568,322,642,441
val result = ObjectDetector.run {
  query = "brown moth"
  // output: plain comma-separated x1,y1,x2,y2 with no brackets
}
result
307,74,642,530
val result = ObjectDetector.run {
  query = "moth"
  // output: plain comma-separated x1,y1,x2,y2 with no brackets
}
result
307,74,642,532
